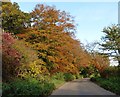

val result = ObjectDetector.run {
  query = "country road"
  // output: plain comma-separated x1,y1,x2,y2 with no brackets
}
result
51,78,117,95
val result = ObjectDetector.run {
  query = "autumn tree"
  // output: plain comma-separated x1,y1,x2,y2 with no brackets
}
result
80,42,109,74
15,4,81,74
15,3,105,75
91,53,109,72
100,25,120,66
17,29,83,74
2,2,31,34
31,4,76,36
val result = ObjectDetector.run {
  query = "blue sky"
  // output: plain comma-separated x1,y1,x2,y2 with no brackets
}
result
13,2,118,44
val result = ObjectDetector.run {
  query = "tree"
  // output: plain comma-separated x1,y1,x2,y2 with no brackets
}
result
81,42,109,72
101,25,120,66
17,29,84,74
2,2,31,34
31,4,76,36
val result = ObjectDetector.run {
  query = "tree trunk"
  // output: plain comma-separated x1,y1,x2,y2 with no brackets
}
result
118,60,120,66
118,60,120,76
117,49,120,66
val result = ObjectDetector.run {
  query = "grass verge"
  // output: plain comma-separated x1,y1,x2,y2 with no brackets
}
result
91,76,120,95
50,79,65,89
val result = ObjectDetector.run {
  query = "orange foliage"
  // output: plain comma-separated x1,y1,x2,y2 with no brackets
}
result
91,54,109,72
31,4,76,36
15,4,110,75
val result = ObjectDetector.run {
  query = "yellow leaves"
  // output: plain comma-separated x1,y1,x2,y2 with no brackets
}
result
47,56,55,62
64,63,78,74
37,59,46,66
18,60,49,79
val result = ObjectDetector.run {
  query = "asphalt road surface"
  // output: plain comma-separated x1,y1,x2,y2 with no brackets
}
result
51,78,116,95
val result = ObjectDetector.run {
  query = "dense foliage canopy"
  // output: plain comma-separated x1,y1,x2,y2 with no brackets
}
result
2,2,109,81
2,2,31,34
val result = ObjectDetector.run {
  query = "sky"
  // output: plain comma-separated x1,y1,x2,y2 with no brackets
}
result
11,2,118,45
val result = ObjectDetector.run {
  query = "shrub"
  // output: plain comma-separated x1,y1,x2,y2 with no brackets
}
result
100,69,110,78
80,66,89,78
12,40,38,65
100,66,119,78
2,33,22,81
2,32,39,81
50,72,65,88
93,76,120,95
41,81,55,96
2,83,12,97
90,76,100,82
2,78,55,97
51,72,64,80
64,73,74,81
80,65,100,78
18,60,50,81
74,73,83,79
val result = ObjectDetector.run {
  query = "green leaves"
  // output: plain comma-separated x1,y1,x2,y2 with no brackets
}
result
2,78,55,96
101,25,120,66
2,2,31,34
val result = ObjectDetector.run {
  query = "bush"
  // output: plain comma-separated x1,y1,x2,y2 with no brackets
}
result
18,60,50,82
90,76,99,82
41,81,55,96
2,33,22,81
64,73,74,81
100,69,111,78
2,83,12,97
12,40,38,65
2,32,40,81
80,65,100,78
50,72,65,88
2,78,55,97
93,76,120,95
51,72,64,80
100,66,120,78
74,73,83,79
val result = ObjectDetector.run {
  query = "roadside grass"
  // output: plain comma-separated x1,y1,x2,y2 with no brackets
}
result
50,73,83,89
50,79,65,89
2,78,55,97
2,72,82,96
91,76,120,95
